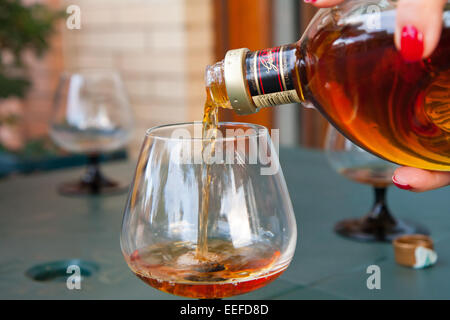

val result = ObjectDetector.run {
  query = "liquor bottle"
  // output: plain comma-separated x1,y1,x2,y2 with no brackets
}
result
204,0,450,171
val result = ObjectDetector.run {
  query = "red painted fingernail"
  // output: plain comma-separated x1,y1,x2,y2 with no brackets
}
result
400,25,424,62
392,175,413,190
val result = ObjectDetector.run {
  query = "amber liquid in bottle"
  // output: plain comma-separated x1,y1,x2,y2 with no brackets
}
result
297,10,450,171
207,9,450,171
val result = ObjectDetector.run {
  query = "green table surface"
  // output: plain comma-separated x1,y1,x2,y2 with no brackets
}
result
0,147,449,300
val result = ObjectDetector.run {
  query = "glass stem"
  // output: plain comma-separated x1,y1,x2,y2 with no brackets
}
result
367,187,396,225
82,153,104,193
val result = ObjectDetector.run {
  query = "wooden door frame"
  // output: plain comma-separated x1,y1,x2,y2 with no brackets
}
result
213,0,275,129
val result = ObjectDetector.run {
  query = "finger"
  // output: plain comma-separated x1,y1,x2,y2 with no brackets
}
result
394,0,447,61
303,0,345,8
392,167,450,192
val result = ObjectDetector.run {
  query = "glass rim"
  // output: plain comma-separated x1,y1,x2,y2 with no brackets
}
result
145,121,270,142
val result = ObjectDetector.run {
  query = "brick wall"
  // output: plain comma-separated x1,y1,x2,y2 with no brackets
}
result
61,0,214,158
21,0,64,140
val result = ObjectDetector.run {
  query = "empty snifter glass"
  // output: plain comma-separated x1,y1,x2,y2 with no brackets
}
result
325,124,428,242
50,69,133,195
121,122,297,299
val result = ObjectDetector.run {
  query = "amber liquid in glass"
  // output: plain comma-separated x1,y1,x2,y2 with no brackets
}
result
297,12,450,171
127,240,284,299
339,167,394,188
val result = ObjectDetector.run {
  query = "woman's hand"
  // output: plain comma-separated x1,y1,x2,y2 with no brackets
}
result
304,0,447,60
304,0,449,192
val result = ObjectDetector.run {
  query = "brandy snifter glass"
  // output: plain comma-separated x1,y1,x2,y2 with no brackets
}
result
120,122,297,299
325,124,428,242
49,69,133,195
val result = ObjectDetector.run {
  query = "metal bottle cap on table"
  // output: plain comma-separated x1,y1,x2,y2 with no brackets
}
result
393,234,437,269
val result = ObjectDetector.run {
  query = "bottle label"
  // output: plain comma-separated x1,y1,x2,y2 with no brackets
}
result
245,44,301,108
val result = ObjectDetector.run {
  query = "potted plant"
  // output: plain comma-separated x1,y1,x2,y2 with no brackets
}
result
0,0,63,174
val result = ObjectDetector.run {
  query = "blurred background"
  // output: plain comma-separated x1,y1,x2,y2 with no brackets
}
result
0,0,326,176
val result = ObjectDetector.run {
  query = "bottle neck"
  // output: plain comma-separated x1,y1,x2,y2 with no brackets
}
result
205,60,232,110
244,44,303,109
221,44,304,115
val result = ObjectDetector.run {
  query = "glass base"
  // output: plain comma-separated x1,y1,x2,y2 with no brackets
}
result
334,216,429,242
58,178,128,196
58,155,128,196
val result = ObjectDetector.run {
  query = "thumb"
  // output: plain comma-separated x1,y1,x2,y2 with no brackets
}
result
394,0,447,61
392,167,450,192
